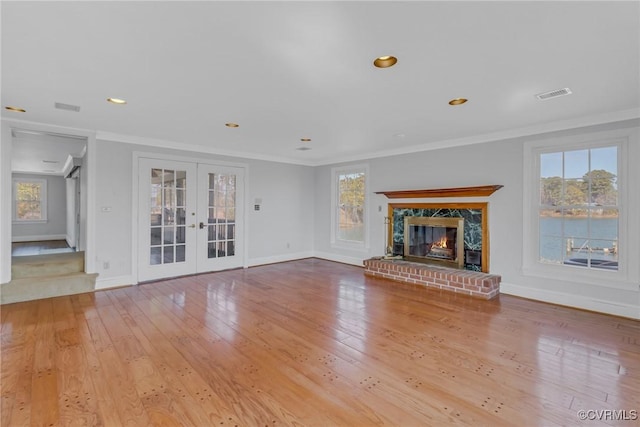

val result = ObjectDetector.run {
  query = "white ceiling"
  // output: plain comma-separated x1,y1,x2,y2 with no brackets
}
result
2,1,639,167
11,130,86,175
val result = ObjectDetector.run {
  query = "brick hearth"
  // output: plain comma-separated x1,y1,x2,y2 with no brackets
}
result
363,258,500,299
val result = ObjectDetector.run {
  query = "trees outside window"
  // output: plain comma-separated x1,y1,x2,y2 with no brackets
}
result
539,146,618,270
13,178,47,221
331,165,368,249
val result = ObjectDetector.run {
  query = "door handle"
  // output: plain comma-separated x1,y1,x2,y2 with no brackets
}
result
199,222,205,229
188,224,196,228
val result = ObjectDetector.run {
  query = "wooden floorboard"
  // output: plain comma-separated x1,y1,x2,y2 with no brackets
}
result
1,258,638,426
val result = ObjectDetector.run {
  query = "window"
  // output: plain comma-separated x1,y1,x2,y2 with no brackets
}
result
13,178,47,222
538,145,618,270
331,165,368,249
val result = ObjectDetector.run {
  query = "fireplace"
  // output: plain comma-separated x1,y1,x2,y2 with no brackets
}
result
403,216,464,269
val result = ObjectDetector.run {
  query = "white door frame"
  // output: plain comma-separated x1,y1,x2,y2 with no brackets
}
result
0,119,96,284
132,151,249,284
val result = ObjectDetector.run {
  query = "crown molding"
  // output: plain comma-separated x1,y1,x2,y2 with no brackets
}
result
95,131,317,167
309,108,640,166
4,108,639,168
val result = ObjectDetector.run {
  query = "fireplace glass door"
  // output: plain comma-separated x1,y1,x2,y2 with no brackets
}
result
404,217,464,269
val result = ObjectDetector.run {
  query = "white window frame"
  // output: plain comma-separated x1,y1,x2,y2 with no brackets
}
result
330,164,369,251
12,178,48,223
522,129,635,290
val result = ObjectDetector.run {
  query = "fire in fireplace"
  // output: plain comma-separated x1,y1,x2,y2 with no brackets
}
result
403,216,464,269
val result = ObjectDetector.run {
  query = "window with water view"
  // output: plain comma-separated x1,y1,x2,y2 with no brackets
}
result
335,169,366,244
539,145,618,270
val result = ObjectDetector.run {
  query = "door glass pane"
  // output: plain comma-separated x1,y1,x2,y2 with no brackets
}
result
176,208,186,225
163,208,175,225
206,173,237,259
163,227,174,244
149,167,188,266
163,246,174,264
151,212,161,226
176,245,186,262
150,227,161,245
150,247,162,265
176,226,186,244
164,170,175,185
176,189,185,207
175,171,186,188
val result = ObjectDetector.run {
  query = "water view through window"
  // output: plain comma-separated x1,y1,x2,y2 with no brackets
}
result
539,145,618,270
337,171,365,243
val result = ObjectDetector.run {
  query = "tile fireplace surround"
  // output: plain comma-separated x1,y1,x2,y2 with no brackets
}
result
363,258,501,299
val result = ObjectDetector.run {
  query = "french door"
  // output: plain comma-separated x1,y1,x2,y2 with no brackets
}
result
138,158,244,282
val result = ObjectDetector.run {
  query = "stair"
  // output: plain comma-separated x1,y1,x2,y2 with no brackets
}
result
1,252,98,305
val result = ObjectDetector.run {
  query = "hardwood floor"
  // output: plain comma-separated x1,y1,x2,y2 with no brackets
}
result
1,259,638,426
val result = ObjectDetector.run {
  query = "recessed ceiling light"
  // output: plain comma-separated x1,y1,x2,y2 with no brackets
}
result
107,98,127,105
448,98,468,106
225,123,239,128
373,55,398,68
5,106,26,113
300,138,311,142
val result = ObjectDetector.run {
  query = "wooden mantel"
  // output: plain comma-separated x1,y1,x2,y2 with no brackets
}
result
375,185,503,199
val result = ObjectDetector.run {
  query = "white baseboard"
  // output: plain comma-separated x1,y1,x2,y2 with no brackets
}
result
500,281,639,320
95,275,135,290
12,234,67,243
248,251,314,267
312,251,364,267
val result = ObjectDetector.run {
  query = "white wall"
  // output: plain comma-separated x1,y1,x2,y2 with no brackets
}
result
0,124,12,284
11,173,67,241
314,120,640,319
92,139,315,288
246,159,315,265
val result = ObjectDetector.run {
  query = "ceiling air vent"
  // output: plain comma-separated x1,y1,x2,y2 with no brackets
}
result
296,146,312,151
54,102,81,112
535,88,572,101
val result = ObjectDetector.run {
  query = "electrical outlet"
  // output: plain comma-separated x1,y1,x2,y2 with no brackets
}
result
286,242,290,249
103,261,110,270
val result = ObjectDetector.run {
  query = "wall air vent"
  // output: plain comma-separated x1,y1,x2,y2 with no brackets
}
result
54,102,81,112
535,88,572,101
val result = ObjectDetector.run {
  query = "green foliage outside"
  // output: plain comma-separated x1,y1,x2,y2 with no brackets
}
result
15,182,43,220
540,169,617,216
338,172,365,240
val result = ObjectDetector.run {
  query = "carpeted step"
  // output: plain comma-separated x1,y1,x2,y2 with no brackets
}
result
11,252,85,279
0,272,99,305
